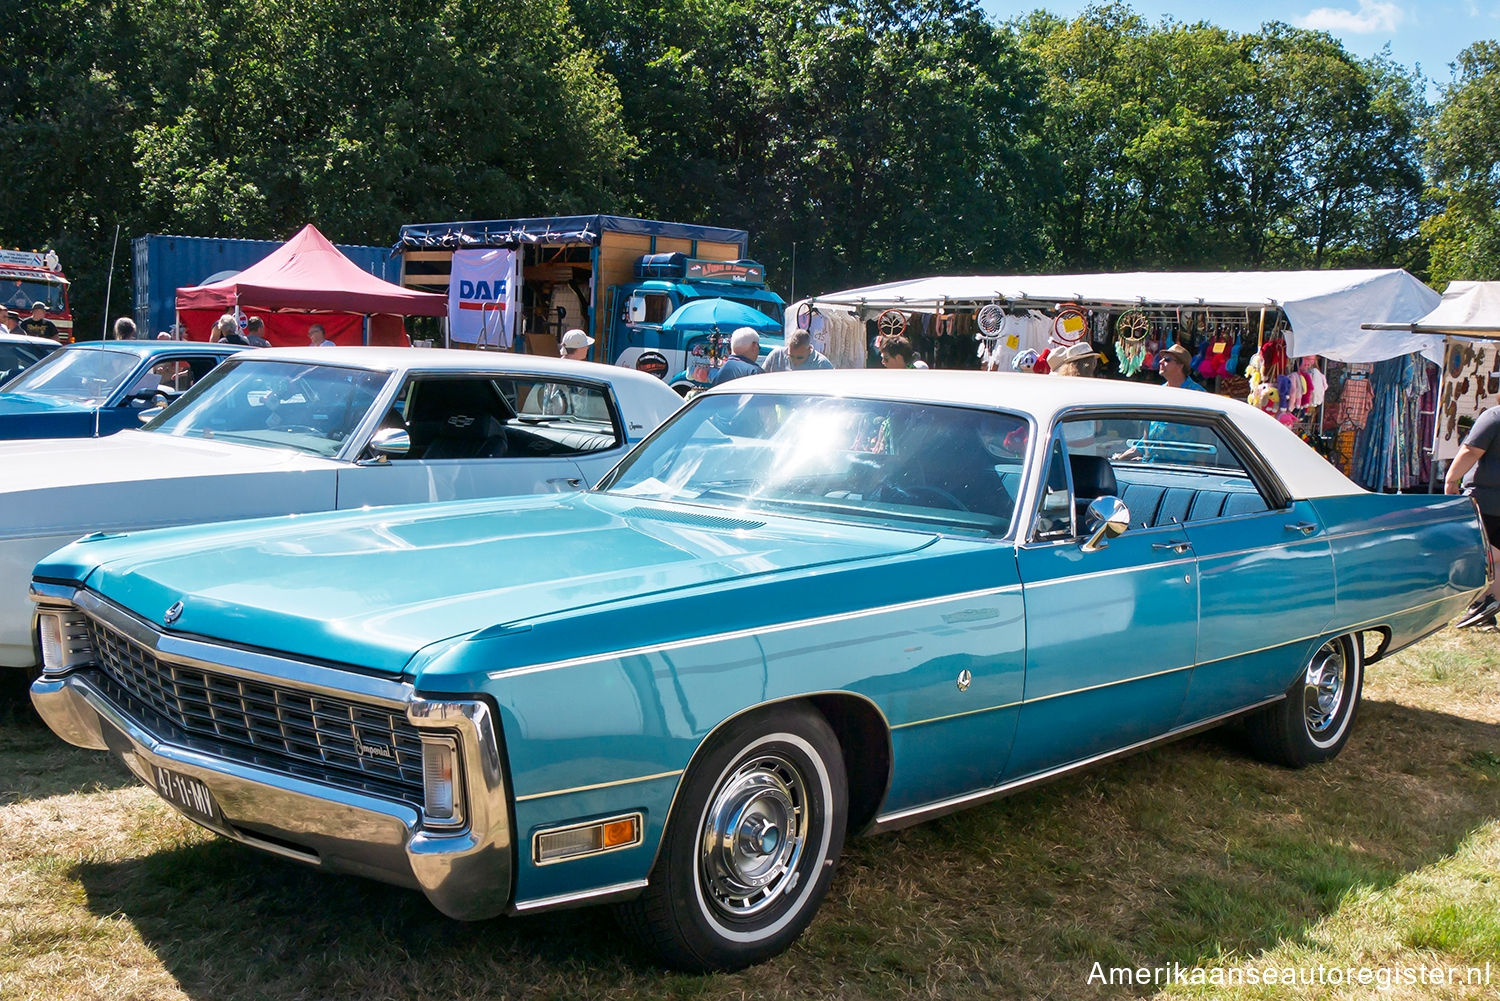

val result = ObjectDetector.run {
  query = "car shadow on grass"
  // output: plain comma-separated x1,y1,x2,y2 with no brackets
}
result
66,699,1500,1000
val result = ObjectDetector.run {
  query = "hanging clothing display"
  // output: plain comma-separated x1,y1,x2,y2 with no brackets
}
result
1352,353,1428,491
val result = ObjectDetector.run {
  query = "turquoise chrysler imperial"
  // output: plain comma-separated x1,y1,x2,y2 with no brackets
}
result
30,371,1489,971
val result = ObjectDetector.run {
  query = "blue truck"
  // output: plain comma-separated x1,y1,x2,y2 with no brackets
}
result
396,215,785,393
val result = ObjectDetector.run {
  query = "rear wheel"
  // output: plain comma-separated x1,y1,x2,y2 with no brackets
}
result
618,704,847,972
1246,634,1363,768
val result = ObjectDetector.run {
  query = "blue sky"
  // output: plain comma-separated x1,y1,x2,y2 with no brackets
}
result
979,1,1500,92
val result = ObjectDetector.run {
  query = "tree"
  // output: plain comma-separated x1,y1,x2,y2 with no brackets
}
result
1424,41,1500,283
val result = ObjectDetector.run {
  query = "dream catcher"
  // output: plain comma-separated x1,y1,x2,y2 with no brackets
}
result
1051,303,1088,347
876,309,908,342
1114,310,1151,377
976,303,1009,369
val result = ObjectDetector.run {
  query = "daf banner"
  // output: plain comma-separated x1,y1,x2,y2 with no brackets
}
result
448,248,518,347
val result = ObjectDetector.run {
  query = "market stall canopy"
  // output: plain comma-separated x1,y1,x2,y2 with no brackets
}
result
1363,281,1500,338
810,270,1439,363
177,224,445,316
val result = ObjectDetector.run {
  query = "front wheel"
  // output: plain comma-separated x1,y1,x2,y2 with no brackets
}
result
618,704,847,972
1245,634,1363,768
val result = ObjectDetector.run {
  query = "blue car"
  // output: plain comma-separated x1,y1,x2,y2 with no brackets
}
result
29,371,1488,971
0,340,243,438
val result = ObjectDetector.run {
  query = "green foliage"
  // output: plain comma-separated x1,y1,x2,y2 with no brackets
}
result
1424,41,1500,284
0,0,1473,335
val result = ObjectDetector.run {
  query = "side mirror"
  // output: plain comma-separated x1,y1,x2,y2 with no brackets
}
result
626,296,647,324
1080,496,1130,553
359,426,410,464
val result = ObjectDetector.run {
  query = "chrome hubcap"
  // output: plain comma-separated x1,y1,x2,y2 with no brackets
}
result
699,755,807,918
1303,640,1346,734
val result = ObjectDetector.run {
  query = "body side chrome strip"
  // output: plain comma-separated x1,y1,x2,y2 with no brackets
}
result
870,694,1286,833
509,878,648,914
890,700,1021,730
488,583,1025,680
514,769,684,803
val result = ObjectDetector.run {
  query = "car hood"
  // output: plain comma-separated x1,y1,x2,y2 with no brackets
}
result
0,431,340,538
44,493,937,676
0,392,92,416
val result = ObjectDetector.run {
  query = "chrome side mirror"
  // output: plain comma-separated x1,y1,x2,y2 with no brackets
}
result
1080,496,1130,553
359,426,410,465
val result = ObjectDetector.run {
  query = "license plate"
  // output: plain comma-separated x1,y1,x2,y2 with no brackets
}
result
153,764,221,826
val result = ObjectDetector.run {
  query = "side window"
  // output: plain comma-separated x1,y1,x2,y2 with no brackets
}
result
399,376,514,461
134,355,218,397
1066,415,1271,527
642,294,672,323
1034,437,1073,540
506,377,622,456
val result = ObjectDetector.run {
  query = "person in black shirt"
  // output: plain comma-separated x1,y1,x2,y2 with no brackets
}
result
18,302,59,340
1447,404,1500,627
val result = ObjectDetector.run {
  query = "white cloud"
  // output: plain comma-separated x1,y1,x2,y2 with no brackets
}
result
1295,0,1406,33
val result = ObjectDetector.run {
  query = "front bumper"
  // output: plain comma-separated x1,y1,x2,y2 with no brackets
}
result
29,588,513,920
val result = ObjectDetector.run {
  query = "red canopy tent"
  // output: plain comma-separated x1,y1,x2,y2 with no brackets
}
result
175,224,445,346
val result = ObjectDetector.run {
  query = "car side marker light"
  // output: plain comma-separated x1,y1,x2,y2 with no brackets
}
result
534,814,643,864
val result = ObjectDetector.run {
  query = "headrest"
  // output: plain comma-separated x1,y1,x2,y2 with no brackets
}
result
441,413,504,438
1069,453,1118,497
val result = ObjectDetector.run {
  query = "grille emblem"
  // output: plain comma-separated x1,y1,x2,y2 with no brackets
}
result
354,729,393,760
164,601,184,625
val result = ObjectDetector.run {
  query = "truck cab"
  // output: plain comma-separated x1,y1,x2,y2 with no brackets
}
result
608,254,785,395
0,249,71,342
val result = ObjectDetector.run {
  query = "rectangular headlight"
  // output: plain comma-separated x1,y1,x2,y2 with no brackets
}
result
38,609,93,674
421,738,463,828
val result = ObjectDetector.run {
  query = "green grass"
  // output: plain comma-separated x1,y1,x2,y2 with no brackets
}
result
1,626,1496,1001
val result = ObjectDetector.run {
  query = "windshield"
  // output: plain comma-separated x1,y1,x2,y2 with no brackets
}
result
1,347,139,403
600,393,1029,537
0,278,66,313
0,341,57,384
147,358,391,457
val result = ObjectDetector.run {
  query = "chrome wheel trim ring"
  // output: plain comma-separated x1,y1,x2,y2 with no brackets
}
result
1303,639,1347,738
698,753,808,920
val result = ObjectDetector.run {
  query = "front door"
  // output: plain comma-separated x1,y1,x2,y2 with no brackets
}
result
1006,432,1198,781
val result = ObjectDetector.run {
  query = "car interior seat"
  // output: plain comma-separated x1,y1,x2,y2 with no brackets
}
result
1068,453,1119,526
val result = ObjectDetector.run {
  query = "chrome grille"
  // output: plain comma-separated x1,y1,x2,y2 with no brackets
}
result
84,617,424,807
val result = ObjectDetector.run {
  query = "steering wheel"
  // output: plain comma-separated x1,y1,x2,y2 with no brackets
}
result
902,485,969,511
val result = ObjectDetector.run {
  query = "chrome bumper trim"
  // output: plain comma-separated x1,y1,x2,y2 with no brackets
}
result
32,663,514,921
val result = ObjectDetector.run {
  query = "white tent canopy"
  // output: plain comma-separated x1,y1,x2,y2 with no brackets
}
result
1364,281,1500,338
809,269,1440,363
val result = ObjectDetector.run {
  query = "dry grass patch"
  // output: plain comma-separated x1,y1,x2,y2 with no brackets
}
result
0,626,1495,1000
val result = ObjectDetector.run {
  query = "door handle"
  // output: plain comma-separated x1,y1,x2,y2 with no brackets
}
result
548,477,585,490
1152,539,1191,553
1285,521,1318,536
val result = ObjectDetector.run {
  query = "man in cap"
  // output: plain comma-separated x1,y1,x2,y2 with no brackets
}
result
18,302,60,341
1157,343,1206,391
1048,340,1102,378
0,309,19,335
558,328,594,361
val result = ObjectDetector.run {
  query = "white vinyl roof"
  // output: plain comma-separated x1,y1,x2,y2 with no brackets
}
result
707,369,1363,500
810,269,1440,364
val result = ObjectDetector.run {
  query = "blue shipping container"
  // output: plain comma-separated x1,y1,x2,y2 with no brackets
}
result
132,233,400,337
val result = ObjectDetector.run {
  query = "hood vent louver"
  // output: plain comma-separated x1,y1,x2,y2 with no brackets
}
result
621,506,764,532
